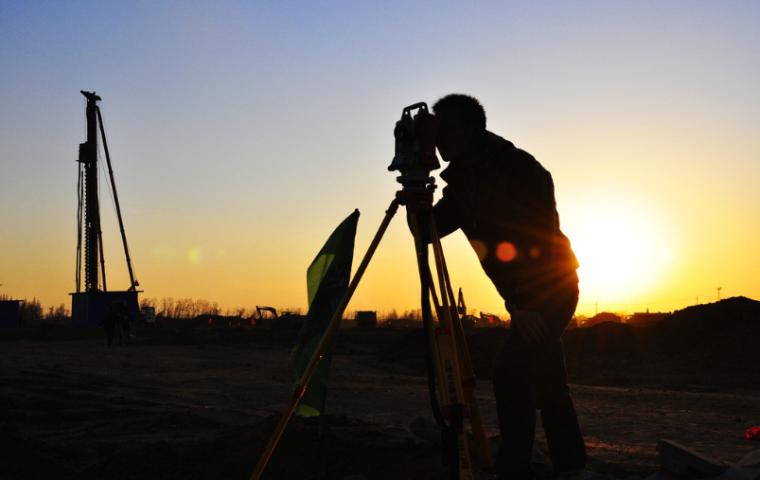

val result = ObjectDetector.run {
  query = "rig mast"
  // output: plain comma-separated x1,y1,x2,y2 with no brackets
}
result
72,91,139,326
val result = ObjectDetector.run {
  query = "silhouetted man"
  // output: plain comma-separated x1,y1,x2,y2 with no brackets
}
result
104,301,128,346
430,94,585,478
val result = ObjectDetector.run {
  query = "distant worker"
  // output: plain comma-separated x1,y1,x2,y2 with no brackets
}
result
119,302,132,345
426,94,585,478
103,303,117,346
104,301,129,346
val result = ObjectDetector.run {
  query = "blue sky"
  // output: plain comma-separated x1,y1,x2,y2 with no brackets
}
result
1,1,758,315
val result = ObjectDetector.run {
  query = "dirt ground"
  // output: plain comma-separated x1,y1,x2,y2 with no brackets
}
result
1,328,758,479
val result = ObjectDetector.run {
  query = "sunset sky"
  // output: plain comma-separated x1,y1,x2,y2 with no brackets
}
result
1,1,758,317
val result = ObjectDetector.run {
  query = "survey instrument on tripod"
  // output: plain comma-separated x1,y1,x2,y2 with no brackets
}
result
251,103,494,480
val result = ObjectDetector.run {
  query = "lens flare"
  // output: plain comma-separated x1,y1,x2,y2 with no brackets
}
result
496,241,517,263
187,247,201,265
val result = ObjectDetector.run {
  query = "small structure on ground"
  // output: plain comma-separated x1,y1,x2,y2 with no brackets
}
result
355,311,377,329
140,306,156,323
0,299,21,329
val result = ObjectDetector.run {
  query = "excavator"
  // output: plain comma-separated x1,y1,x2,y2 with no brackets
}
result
254,306,278,328
254,306,304,330
457,288,503,328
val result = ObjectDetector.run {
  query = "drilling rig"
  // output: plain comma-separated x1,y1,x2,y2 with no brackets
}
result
71,91,140,327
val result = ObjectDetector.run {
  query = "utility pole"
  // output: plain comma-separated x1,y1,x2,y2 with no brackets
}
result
716,287,722,301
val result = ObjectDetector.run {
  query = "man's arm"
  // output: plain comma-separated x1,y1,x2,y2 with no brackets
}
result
432,183,467,238
406,181,468,243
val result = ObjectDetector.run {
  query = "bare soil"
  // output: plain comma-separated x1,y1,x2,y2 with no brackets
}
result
1,323,758,479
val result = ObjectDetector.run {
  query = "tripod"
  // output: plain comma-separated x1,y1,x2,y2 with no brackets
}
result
251,181,494,480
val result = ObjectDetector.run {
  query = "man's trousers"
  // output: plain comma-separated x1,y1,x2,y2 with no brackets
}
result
493,290,586,478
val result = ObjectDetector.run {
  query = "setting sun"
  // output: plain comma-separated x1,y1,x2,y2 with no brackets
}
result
566,199,675,302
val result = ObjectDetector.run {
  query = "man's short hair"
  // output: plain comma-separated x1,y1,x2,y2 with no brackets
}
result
432,94,486,131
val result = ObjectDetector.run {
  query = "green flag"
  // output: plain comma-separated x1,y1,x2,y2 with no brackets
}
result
292,209,359,417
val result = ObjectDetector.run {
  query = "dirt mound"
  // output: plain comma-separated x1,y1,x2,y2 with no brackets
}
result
375,329,428,376
653,296,760,348
374,297,760,392
563,297,760,391
464,327,510,379
563,323,645,387
376,327,509,380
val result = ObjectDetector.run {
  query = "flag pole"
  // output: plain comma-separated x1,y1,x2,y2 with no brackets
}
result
251,197,401,480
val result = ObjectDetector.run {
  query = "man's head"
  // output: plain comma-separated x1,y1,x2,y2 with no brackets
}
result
432,94,487,163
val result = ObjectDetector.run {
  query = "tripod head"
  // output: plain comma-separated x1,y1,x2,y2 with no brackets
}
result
388,102,440,211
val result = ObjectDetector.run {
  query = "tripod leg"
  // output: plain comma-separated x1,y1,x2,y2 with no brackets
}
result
408,211,446,424
429,221,495,472
251,198,401,480
413,220,474,479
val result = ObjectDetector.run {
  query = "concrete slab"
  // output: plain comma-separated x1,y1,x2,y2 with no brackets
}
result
657,439,728,478
715,466,760,480
738,450,760,469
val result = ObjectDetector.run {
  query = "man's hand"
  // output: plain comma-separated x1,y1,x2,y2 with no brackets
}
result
510,310,548,345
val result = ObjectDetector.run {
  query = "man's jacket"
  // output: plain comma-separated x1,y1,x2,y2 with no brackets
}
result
433,131,579,314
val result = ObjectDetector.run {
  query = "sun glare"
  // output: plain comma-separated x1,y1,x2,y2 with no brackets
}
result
566,200,674,302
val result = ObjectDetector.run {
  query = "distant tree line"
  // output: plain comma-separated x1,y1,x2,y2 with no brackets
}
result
3,293,504,325
139,297,303,320
381,309,423,322
140,297,221,319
